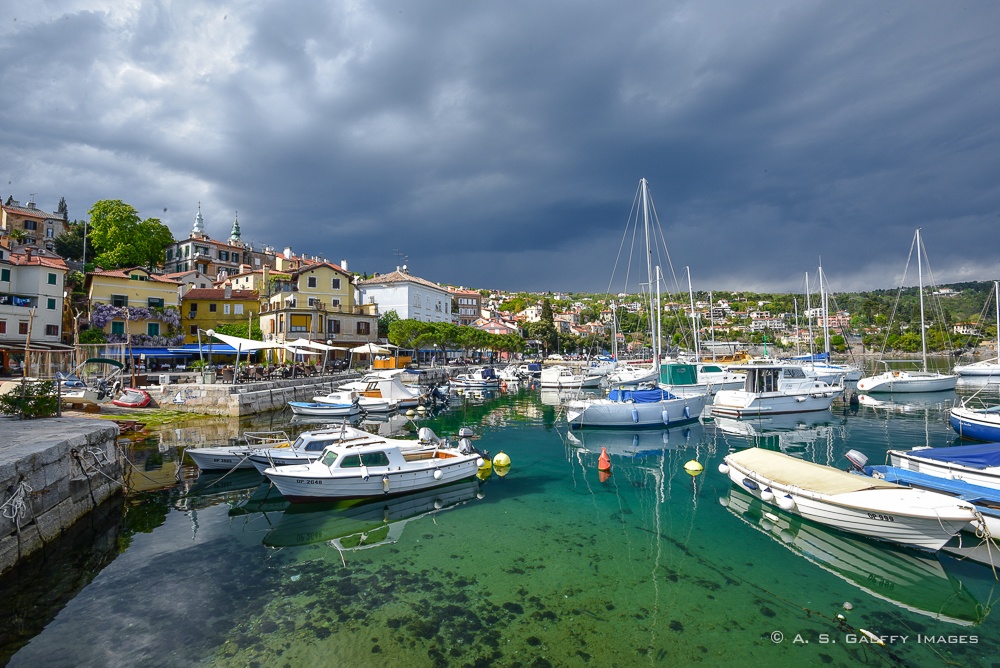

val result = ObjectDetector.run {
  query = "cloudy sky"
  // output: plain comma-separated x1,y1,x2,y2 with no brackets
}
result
3,1,998,295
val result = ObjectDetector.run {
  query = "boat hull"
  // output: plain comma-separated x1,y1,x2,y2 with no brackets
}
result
264,456,482,502
710,389,841,417
889,449,1000,490
288,401,362,417
185,446,256,472
565,394,706,428
949,406,1000,442
857,372,958,393
724,450,975,551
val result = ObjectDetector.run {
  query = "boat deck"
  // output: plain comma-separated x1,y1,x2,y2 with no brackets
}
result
728,448,898,495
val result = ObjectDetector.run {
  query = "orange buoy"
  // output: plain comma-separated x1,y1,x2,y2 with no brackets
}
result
598,447,611,472
599,469,612,483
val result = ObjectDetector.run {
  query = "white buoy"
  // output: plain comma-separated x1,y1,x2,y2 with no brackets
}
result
718,463,730,475
843,602,854,611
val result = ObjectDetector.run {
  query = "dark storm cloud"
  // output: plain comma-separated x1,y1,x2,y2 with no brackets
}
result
2,1,998,295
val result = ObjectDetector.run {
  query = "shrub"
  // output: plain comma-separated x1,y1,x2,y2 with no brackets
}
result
0,380,59,418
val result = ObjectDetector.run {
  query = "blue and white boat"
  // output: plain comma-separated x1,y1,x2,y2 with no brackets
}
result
564,387,706,429
888,442,1000,491
950,401,1000,442
288,400,362,417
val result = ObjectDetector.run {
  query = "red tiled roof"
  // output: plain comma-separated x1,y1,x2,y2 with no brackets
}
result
357,269,442,290
87,267,181,284
182,288,259,301
8,250,69,270
292,261,348,278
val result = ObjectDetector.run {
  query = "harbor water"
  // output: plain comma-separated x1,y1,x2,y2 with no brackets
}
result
4,379,1000,667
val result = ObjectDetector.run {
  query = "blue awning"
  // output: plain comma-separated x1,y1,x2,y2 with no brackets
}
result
128,347,195,358
168,344,240,354
903,442,1000,469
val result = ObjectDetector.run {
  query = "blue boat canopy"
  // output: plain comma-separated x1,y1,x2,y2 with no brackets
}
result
904,442,1000,469
789,352,830,362
607,388,678,403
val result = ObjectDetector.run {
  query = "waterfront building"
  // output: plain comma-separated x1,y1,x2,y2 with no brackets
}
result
84,267,182,346
1,196,70,250
181,283,260,344
358,266,452,323
164,204,277,279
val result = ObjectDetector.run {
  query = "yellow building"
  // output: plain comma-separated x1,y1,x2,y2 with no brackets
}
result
260,262,377,348
85,267,182,345
180,284,260,344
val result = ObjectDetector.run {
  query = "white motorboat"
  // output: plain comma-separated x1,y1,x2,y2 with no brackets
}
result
57,357,124,405
888,442,1000,490
450,367,502,389
249,425,448,473
857,229,958,393
710,363,844,417
184,431,292,472
288,400,362,417
564,387,706,429
720,447,978,551
314,389,396,413
540,365,602,389
340,373,425,408
263,439,485,502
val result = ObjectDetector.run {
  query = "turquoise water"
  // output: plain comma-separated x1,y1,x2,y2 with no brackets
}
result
5,381,1000,667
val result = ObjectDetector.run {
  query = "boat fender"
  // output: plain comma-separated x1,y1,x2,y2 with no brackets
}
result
632,408,639,423
661,410,670,425
475,457,485,468
718,463,730,475
741,478,759,491
433,469,443,480
361,465,370,481
761,488,774,502
872,471,885,480
382,474,390,494
683,405,691,419
859,629,885,646
776,495,795,511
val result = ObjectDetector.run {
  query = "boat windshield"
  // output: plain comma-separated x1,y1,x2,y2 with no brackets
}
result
338,451,391,468
321,450,339,466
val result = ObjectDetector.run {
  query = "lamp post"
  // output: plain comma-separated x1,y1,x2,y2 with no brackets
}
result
324,339,332,376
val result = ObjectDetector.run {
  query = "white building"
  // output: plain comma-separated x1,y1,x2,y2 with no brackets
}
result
0,245,70,373
357,266,452,323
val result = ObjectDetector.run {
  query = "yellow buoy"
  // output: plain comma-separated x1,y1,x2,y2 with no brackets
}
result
406,409,416,417
683,460,704,476
494,464,511,478
493,452,511,468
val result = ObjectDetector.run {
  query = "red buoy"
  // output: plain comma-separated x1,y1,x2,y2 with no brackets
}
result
598,447,611,472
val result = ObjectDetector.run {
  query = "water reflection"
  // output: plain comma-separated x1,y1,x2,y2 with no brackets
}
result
565,422,706,457
722,486,995,626
712,411,846,458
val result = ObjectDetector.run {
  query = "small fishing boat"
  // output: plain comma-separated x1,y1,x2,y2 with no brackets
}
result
58,358,124,406
539,365,602,389
450,366,502,390
340,373,426,407
720,447,978,551
288,400,362,417
888,442,1000,490
950,401,1000,442
185,431,292,472
112,388,152,408
263,440,486,502
710,363,843,417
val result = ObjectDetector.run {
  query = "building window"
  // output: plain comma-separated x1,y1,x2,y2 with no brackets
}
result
224,304,231,315
234,304,244,315
46,324,58,336
111,321,125,335
112,294,128,307
24,220,37,231
148,297,164,308
167,249,174,261
330,298,340,308
328,319,341,334
45,228,55,239
47,273,57,285
147,322,160,336
308,276,317,288
290,315,309,332
0,269,8,282
19,322,28,335
0,321,5,334
332,278,341,289
209,303,217,312
219,250,229,261
357,321,371,335
47,298,56,310
190,324,197,335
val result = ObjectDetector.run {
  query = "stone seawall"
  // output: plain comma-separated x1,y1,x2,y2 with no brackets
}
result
140,368,455,417
0,418,121,575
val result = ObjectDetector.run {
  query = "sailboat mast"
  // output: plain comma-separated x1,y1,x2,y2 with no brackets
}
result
819,260,831,357
995,281,1000,358
640,178,657,365
710,290,716,361
687,267,699,360
917,229,928,371
655,266,662,362
805,272,814,357
793,297,800,356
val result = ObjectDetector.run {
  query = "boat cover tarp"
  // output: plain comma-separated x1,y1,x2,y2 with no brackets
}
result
790,352,830,362
869,465,1000,504
607,388,679,403
899,442,1000,470
728,448,898,495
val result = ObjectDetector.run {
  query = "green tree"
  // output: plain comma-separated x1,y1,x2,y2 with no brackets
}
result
53,222,94,262
88,200,174,269
378,310,400,339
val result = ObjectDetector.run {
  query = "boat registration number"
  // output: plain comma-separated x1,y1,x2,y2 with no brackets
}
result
866,512,894,522
297,480,323,485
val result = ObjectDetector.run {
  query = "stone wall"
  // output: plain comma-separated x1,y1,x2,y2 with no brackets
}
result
0,418,121,575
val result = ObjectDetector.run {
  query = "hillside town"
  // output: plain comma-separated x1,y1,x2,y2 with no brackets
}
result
0,195,994,378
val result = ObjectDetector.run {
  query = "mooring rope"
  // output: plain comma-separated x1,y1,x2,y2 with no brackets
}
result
1,478,33,531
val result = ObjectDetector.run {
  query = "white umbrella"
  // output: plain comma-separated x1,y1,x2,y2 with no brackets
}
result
350,343,393,355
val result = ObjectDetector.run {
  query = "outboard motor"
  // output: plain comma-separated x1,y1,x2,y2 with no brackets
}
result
458,426,474,439
845,449,869,473
417,427,439,445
